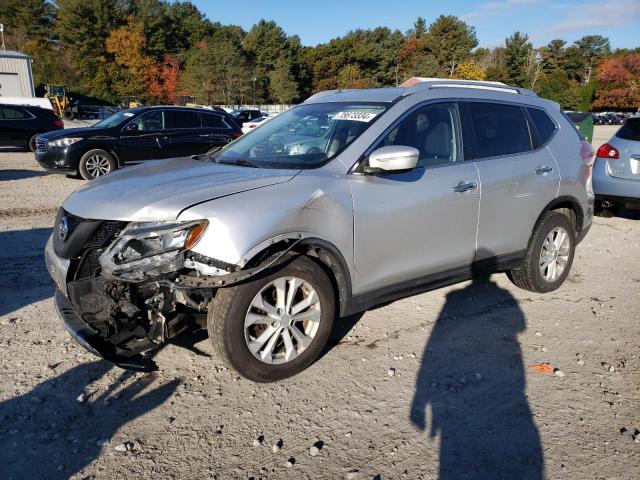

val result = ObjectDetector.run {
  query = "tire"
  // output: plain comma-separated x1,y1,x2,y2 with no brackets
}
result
28,134,39,152
507,212,576,293
78,149,116,180
207,254,336,382
62,110,74,121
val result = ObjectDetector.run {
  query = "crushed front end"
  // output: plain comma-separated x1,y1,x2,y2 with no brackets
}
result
45,208,227,371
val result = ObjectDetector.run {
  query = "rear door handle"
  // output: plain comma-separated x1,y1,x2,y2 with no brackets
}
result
453,181,478,193
535,166,553,175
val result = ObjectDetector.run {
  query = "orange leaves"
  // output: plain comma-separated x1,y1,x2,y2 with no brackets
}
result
147,54,182,105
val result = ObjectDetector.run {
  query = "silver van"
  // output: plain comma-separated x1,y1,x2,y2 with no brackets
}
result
45,80,595,381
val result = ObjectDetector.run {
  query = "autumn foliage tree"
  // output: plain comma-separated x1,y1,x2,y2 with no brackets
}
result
593,54,640,109
454,60,485,80
105,17,155,98
148,54,182,104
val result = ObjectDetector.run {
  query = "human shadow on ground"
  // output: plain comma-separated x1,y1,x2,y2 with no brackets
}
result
410,269,544,480
0,169,49,181
0,360,180,479
0,227,53,318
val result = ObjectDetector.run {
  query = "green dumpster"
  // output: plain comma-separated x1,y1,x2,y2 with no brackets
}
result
563,111,594,143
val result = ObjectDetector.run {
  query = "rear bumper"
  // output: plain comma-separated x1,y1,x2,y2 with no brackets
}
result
54,290,157,372
593,158,640,200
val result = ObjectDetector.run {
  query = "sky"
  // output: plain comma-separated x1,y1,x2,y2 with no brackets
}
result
191,0,640,49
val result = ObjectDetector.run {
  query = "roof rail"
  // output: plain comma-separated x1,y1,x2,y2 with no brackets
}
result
402,78,537,97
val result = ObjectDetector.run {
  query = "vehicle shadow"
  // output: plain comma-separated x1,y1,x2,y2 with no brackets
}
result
0,169,49,181
0,360,180,480
0,227,53,318
617,207,640,220
410,269,544,479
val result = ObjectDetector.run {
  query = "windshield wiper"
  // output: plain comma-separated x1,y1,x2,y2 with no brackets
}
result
216,159,262,168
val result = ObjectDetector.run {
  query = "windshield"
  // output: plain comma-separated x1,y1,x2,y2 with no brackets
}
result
93,110,136,129
214,102,387,169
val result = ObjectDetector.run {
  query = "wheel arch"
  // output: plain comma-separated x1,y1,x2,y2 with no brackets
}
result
242,235,353,317
534,196,584,238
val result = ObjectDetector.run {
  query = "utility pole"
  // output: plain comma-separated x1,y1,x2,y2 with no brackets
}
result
0,24,5,51
252,77,257,107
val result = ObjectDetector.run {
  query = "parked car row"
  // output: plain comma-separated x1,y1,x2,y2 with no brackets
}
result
593,112,631,125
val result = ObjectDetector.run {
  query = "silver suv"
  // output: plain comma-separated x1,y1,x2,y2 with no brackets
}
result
593,115,640,215
45,80,595,382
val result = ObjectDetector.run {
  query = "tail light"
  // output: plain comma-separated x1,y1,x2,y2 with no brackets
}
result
53,119,64,128
233,131,243,138
595,143,619,160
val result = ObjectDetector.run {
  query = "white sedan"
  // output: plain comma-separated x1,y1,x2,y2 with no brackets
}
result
241,116,271,134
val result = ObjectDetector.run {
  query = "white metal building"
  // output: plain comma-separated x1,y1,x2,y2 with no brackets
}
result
0,50,35,97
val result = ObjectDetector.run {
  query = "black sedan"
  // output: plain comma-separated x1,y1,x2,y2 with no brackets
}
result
35,106,243,180
0,104,64,151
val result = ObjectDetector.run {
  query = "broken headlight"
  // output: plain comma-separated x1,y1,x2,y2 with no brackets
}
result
99,220,208,281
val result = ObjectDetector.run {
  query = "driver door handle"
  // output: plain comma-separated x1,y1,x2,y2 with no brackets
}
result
453,181,478,193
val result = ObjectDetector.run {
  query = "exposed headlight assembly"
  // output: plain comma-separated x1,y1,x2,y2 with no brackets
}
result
99,220,208,281
48,137,83,148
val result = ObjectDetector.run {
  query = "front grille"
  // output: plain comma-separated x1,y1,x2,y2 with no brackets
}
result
36,137,48,152
86,221,127,249
73,220,127,280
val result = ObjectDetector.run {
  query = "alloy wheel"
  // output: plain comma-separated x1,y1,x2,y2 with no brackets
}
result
244,276,321,364
84,155,111,177
539,226,570,282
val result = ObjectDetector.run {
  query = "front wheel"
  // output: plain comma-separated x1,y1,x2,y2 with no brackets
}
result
78,149,116,180
507,212,576,293
207,255,336,382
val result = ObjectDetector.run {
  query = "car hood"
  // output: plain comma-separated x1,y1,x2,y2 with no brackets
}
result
38,126,113,140
63,158,300,221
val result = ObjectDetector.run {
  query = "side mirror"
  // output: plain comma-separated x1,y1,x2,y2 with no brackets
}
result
123,123,138,134
365,145,419,174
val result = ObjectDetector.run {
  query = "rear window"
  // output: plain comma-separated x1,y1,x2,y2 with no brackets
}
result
202,113,228,129
616,118,640,141
527,107,556,144
166,110,202,129
468,102,532,158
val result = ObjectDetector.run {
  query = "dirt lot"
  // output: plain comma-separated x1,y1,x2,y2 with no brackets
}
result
0,125,638,479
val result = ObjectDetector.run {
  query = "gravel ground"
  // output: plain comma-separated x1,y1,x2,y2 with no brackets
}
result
0,125,638,479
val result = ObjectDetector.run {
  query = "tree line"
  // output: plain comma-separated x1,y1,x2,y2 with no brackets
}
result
1,0,638,110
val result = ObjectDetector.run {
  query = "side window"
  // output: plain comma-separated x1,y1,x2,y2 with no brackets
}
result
129,110,165,132
377,102,462,167
166,110,202,129
527,107,556,144
202,113,227,128
0,107,27,120
468,102,532,158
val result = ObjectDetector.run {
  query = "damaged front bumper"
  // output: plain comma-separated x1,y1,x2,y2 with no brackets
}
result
54,290,157,372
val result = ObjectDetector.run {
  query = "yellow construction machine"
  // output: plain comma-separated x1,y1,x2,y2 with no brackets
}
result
44,84,75,120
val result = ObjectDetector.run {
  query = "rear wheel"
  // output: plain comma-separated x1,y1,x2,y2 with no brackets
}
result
78,149,116,180
207,255,335,382
507,212,576,293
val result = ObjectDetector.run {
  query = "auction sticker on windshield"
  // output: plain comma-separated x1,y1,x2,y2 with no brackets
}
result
333,111,380,122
